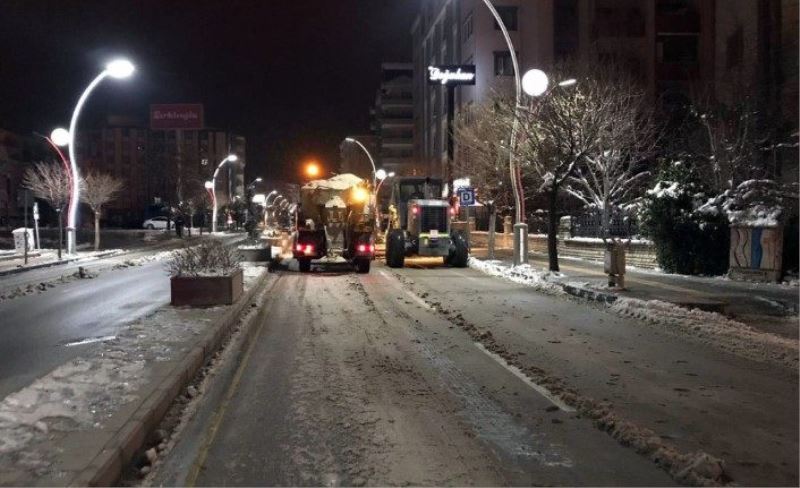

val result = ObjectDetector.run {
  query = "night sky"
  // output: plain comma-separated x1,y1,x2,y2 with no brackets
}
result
0,0,419,183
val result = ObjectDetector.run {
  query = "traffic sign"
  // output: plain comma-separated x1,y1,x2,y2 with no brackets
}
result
458,187,476,206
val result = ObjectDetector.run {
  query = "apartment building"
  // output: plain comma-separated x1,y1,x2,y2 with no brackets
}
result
412,0,798,179
371,63,419,176
76,113,246,226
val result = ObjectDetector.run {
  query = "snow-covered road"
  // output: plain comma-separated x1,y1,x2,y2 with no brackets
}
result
151,260,798,486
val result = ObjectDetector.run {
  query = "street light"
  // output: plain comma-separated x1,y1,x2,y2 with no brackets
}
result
210,154,238,233
65,58,135,254
344,137,377,188
304,161,321,178
521,69,549,97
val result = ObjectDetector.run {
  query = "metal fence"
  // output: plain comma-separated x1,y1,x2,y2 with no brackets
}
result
570,211,640,238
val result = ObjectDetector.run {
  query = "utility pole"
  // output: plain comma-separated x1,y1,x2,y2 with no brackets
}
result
23,190,29,265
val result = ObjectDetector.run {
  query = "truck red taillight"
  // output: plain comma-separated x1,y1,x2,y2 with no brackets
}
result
297,243,315,254
357,244,374,253
411,206,419,215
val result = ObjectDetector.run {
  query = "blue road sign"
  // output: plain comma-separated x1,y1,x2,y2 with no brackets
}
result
458,187,476,206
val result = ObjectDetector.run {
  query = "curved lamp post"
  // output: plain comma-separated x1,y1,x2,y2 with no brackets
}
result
344,137,377,188
66,58,135,254
210,154,238,233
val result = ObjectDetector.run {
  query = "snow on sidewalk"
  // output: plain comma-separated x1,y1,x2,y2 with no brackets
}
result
610,297,798,370
0,265,268,483
468,257,799,371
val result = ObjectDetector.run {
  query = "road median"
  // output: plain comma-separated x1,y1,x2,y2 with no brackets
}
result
0,264,274,487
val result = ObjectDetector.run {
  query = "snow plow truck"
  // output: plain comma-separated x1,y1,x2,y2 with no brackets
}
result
293,173,376,273
385,176,469,268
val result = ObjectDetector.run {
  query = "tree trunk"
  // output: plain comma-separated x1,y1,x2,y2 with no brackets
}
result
547,190,560,272
487,206,497,260
94,211,101,251
601,202,610,241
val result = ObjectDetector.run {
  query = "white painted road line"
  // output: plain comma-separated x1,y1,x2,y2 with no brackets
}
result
474,342,576,412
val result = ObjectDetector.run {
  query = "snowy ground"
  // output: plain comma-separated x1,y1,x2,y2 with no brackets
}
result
0,265,268,485
469,257,799,371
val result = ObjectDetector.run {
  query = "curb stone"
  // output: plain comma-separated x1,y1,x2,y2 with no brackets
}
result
68,268,273,487
560,283,619,304
0,250,122,277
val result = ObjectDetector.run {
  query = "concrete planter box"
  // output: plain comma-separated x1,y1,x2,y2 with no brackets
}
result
170,268,243,307
238,247,271,262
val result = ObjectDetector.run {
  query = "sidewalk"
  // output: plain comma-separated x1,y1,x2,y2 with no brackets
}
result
0,264,272,486
471,246,799,340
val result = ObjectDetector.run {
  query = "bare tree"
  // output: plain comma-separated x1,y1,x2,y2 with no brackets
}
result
691,95,769,195
22,162,74,258
455,96,515,258
81,172,123,250
563,70,659,242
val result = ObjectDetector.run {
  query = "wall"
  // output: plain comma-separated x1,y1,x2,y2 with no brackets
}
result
469,230,659,268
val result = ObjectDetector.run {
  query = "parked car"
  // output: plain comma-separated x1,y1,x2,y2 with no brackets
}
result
142,216,169,230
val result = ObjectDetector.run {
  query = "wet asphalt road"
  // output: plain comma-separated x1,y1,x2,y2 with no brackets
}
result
0,260,169,399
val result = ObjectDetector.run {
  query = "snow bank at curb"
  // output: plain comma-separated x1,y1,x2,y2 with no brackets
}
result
468,257,565,295
469,256,798,372
610,297,799,370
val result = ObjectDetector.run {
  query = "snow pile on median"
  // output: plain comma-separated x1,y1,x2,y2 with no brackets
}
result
468,257,565,295
610,297,799,370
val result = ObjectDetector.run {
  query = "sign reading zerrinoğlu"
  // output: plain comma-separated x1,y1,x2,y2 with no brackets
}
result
427,65,476,86
150,104,205,130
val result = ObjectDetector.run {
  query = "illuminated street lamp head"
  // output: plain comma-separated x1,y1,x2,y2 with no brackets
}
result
522,69,549,97
106,59,135,79
255,177,263,182
305,161,321,178
204,181,214,190
375,169,387,181
226,154,238,162
345,137,355,143
50,128,70,147
388,172,396,178
351,187,369,203
558,78,577,87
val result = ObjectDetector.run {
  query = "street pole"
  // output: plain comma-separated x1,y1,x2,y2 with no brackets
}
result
446,85,456,199
210,154,238,233
23,190,28,265
480,0,527,266
66,59,135,255
33,202,40,250
344,137,377,193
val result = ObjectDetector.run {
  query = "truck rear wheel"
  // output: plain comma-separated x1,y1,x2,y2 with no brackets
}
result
386,230,405,268
355,258,371,274
298,258,311,273
448,231,469,268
